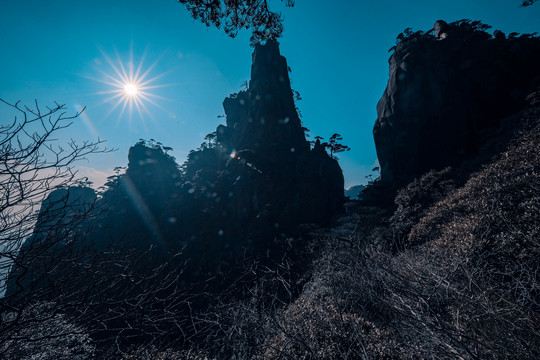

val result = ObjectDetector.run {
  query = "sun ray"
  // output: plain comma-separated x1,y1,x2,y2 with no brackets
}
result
115,49,130,84
138,67,178,88
97,89,126,95
137,83,176,91
101,50,126,83
133,98,145,118
129,45,134,81
136,51,167,85
133,46,148,83
89,46,174,124
81,73,125,88
110,95,128,112
101,92,125,103
138,93,171,106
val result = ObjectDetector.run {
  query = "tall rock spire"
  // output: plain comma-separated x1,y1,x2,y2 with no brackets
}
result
218,39,308,160
214,39,344,225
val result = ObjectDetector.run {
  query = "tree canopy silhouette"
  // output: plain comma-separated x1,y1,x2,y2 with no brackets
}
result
178,0,294,43
322,133,350,159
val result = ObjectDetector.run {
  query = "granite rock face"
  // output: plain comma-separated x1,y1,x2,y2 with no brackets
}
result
374,20,540,185
219,40,307,155
125,142,183,211
214,39,344,227
5,187,97,297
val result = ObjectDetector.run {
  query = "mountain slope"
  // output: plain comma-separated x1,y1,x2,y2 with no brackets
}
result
241,89,540,359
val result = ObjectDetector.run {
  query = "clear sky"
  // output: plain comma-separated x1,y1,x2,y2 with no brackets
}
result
1,0,539,188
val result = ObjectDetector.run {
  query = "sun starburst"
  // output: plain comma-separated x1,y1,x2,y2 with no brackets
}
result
88,47,172,124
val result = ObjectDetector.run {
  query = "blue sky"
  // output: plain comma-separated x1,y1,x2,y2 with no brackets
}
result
1,0,539,188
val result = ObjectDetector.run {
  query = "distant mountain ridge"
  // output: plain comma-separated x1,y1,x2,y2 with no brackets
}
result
344,184,365,200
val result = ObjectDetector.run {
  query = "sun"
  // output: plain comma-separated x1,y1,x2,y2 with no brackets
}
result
124,83,138,96
89,47,171,123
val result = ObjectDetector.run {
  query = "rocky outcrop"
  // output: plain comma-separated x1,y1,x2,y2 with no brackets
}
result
374,20,540,185
125,142,183,211
84,40,343,264
5,186,97,297
214,39,344,226
218,40,307,156
5,40,346,305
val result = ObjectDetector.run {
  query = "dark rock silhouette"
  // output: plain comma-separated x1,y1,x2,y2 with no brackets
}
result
4,40,346,350
374,20,540,185
5,186,97,297
219,40,307,155
112,41,342,273
175,39,345,270
93,141,183,253
34,187,97,233
215,39,344,227
6,40,345,299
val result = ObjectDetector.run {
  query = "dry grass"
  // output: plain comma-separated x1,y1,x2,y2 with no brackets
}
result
248,99,540,359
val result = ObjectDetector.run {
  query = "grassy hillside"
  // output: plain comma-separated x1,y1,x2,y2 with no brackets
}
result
168,91,540,359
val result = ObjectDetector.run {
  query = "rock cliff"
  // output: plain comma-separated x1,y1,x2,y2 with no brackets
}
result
214,39,344,226
5,187,97,297
374,20,540,185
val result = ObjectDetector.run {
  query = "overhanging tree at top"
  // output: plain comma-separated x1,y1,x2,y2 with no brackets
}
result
178,0,295,43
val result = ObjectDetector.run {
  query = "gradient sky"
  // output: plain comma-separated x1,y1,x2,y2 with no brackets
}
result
1,0,539,188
